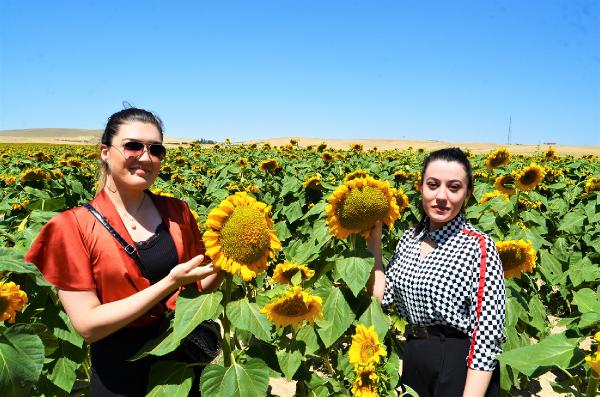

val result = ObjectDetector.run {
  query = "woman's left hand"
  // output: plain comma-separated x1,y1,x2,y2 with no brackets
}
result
168,254,220,287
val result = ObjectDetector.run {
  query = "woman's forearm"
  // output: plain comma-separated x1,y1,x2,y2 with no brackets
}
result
59,276,180,343
60,258,218,343
367,254,386,302
463,368,493,397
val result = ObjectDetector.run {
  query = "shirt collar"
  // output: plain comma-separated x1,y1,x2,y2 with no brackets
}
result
414,214,466,245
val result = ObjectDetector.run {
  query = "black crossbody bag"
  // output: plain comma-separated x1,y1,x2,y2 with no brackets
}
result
84,203,221,365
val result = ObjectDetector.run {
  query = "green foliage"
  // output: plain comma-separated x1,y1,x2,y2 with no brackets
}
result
0,143,599,395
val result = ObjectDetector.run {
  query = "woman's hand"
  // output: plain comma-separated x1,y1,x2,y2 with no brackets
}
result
168,254,219,288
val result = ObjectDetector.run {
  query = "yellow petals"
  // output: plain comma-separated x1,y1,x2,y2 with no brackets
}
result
261,286,322,329
202,192,280,281
496,239,537,279
0,282,28,324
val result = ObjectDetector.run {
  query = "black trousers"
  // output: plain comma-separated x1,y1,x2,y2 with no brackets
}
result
401,330,500,397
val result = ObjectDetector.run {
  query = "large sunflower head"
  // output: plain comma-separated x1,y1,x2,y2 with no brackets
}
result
260,286,322,329
485,148,511,171
325,177,400,239
349,324,387,368
479,190,510,204
494,175,516,195
350,143,364,151
351,365,380,397
272,261,315,284
259,158,281,172
496,239,537,279
0,282,28,324
203,192,281,281
584,177,600,193
513,163,545,191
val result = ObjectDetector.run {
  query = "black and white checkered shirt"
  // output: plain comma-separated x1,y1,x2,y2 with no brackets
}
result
382,215,506,371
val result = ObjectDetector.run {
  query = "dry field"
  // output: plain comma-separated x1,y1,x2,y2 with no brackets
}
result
0,129,598,156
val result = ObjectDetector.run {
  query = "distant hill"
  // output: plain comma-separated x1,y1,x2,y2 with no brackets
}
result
0,128,191,145
0,128,102,137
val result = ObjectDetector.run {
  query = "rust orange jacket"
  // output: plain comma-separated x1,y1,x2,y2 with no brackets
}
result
25,189,205,327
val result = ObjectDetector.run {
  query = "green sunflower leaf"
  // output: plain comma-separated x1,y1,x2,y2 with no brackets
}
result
226,298,272,342
334,256,374,297
0,324,45,397
316,287,354,348
200,358,270,397
146,360,193,397
173,289,223,340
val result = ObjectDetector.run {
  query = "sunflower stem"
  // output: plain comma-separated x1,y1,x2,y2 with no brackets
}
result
511,189,521,225
586,376,599,396
221,274,235,367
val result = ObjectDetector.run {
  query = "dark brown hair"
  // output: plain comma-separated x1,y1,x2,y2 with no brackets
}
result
97,108,164,192
414,147,474,233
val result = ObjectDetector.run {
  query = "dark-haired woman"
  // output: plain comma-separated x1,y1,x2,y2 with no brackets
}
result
26,108,222,396
368,148,505,397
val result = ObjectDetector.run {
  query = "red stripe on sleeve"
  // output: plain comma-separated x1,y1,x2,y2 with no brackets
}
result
461,228,487,368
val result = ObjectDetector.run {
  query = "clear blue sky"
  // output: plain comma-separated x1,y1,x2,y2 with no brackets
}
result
1,1,598,145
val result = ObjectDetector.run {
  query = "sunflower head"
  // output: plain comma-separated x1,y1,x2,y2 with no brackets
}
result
317,143,328,152
584,177,600,193
272,261,315,284
19,168,51,182
351,365,380,397
391,188,409,214
496,239,537,279
349,324,387,368
393,170,412,183
0,282,28,324
350,143,363,151
259,158,281,172
543,147,557,160
303,175,323,191
513,164,545,191
344,169,369,182
479,190,510,204
238,157,249,167
586,350,600,379
203,192,281,281
260,286,322,329
485,148,511,171
321,151,334,163
494,175,516,195
326,177,400,239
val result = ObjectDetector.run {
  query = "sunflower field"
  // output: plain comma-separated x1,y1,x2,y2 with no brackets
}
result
0,142,599,396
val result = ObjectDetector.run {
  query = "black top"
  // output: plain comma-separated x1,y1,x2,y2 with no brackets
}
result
135,222,180,285
90,222,179,396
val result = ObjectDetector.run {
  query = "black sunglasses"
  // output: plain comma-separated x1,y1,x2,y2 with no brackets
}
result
114,141,167,160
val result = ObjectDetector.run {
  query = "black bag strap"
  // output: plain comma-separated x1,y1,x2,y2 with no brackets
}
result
84,203,148,277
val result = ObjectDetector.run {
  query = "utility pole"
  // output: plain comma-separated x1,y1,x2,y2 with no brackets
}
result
507,116,512,145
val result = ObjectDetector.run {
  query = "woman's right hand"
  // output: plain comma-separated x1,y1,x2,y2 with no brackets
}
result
367,220,383,256
168,254,219,287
